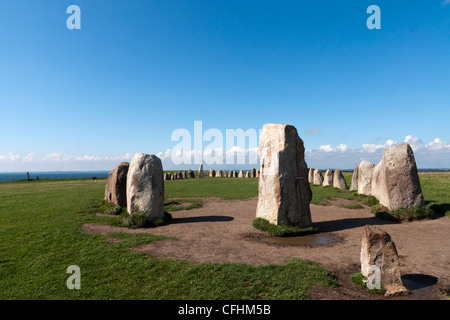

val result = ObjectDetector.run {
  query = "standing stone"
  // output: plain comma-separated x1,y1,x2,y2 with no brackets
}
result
350,164,359,191
357,161,375,195
188,169,195,178
256,123,312,227
181,171,186,179
126,153,164,220
371,144,425,211
322,169,334,186
245,171,250,178
198,164,204,179
216,170,222,177
333,169,348,190
171,173,176,180
308,168,314,183
256,169,260,177
361,225,408,296
313,169,324,186
251,168,257,178
163,173,171,181
209,169,215,177
105,162,129,208
238,170,244,178
232,171,237,178
228,170,233,178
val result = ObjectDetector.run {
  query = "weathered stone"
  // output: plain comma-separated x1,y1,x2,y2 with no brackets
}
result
245,171,250,178
333,169,348,190
322,169,334,186
256,169,260,177
216,170,222,177
361,225,408,296
256,123,312,227
209,169,215,177
228,170,233,178
171,173,176,180
232,171,237,178
126,153,164,220
251,168,257,178
371,143,425,211
188,169,195,178
163,173,171,181
238,170,244,178
350,164,359,191
198,164,204,179
105,162,129,208
181,171,186,179
308,168,314,183
313,169,323,186
357,161,375,195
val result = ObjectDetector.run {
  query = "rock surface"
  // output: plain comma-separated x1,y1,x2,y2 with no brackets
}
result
188,169,195,178
126,153,165,221
308,168,314,183
322,169,334,186
238,170,244,178
360,225,408,296
357,161,375,195
371,143,425,211
350,164,359,191
256,123,312,227
313,169,324,186
104,162,129,208
333,169,348,190
198,164,204,179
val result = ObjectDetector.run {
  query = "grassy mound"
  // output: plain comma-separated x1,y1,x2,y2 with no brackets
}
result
252,218,319,237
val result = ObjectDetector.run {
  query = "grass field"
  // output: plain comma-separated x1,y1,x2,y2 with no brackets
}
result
0,172,447,299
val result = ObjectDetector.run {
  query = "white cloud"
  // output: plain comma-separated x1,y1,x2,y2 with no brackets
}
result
442,0,450,6
424,138,450,151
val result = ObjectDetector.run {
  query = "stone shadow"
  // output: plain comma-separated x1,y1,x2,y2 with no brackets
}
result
170,215,234,224
315,216,399,233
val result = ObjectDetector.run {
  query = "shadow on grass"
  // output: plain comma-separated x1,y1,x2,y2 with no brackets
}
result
429,203,450,216
171,215,234,224
315,216,399,233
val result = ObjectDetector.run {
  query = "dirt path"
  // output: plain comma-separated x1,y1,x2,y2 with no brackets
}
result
81,197,450,300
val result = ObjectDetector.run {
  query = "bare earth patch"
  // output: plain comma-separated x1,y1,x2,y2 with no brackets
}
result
81,197,450,300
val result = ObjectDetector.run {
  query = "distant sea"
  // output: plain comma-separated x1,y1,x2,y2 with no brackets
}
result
0,171,110,182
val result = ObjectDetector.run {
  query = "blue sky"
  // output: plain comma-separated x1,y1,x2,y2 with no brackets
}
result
1,0,449,171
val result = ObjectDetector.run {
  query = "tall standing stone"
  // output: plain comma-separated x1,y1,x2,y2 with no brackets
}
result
313,169,324,186
209,169,215,177
188,169,195,178
361,225,408,296
350,164,359,191
371,144,425,211
105,162,130,208
216,170,222,177
332,169,348,190
357,161,375,195
256,123,312,227
322,169,334,186
238,170,244,178
256,169,260,177
308,168,314,183
245,171,250,178
126,153,164,221
251,168,257,178
198,164,204,179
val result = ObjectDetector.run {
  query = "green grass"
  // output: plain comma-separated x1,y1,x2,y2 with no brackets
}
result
419,173,450,216
0,178,337,299
164,199,204,212
252,218,319,237
164,175,259,200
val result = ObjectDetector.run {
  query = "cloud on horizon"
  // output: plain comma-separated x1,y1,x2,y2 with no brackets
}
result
1,136,449,171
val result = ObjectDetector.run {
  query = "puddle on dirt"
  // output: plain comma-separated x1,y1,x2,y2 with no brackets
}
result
389,274,439,300
262,233,339,247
